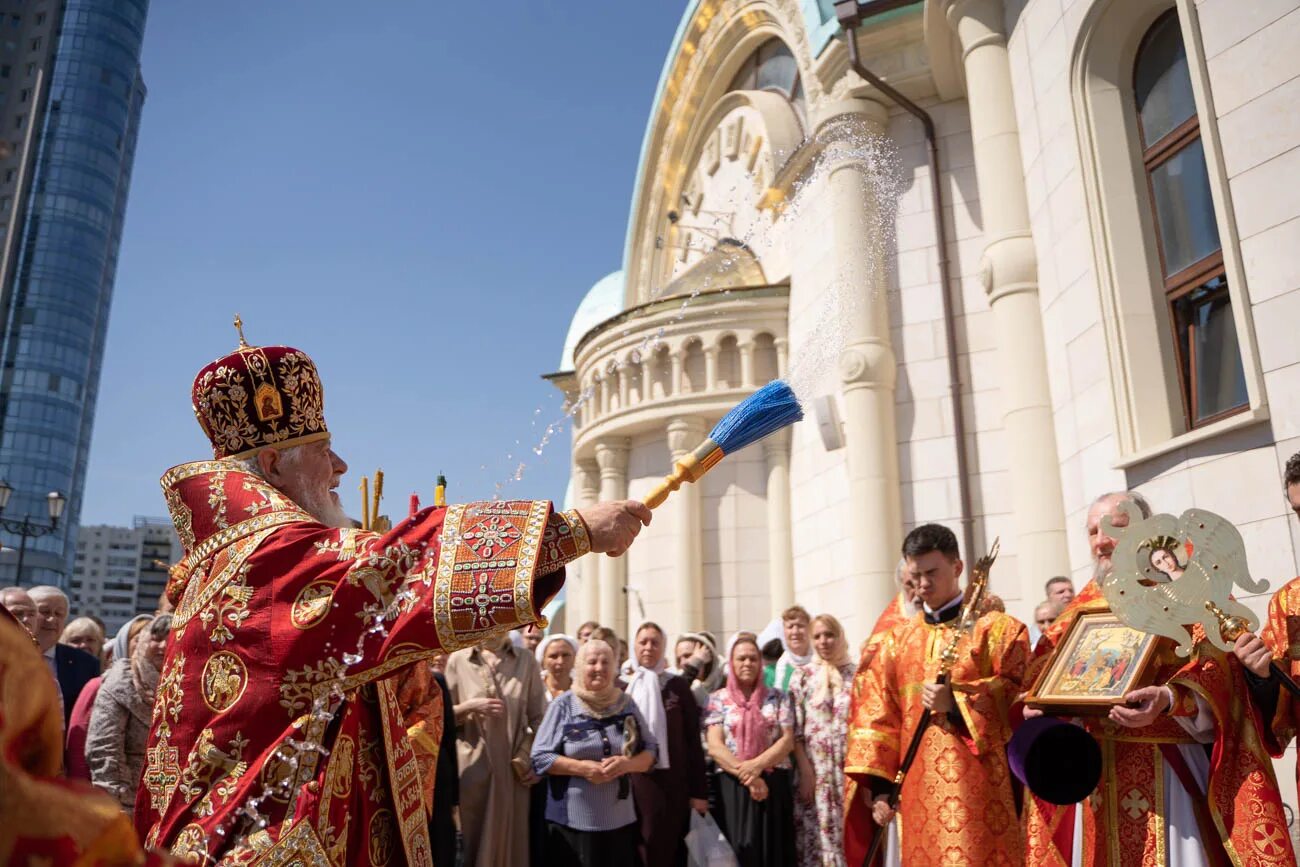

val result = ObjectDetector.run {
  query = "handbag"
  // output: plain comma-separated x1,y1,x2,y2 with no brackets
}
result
685,811,738,867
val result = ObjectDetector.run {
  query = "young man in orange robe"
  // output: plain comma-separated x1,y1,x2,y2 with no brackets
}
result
132,332,651,866
845,523,1030,866
1023,491,1294,867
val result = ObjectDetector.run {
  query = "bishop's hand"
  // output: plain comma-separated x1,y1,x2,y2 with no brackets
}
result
1233,632,1273,678
577,500,652,557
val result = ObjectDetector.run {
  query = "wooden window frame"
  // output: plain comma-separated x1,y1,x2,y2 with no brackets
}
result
1134,10,1245,431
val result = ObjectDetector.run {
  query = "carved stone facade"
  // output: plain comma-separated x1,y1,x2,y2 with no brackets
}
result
549,6,1300,806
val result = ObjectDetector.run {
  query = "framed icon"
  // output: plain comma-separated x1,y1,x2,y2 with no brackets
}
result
1026,611,1161,715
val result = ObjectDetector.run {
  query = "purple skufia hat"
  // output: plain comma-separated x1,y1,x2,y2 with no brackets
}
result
1007,715,1102,806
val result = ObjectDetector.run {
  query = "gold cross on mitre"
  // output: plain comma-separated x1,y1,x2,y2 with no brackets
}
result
233,313,250,348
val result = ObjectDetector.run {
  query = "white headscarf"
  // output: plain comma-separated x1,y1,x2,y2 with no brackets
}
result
534,633,578,665
625,624,671,769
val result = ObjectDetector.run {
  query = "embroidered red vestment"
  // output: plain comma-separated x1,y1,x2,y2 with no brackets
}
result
134,461,589,867
845,609,1030,867
1258,577,1300,794
1023,580,1295,867
843,593,910,865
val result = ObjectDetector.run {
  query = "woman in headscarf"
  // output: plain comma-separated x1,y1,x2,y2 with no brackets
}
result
626,622,708,866
788,614,855,867
66,614,153,781
704,632,794,867
532,638,658,865
85,614,171,815
674,631,724,711
537,633,578,704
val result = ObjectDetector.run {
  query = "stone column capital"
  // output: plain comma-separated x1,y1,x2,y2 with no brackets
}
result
761,426,792,460
944,0,1007,55
666,417,708,457
593,438,630,477
839,339,898,389
812,98,890,137
573,459,601,496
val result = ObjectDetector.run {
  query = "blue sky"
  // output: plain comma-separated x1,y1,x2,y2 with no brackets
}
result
80,1,687,524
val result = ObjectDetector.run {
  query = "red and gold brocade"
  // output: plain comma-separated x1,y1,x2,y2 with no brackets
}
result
1259,577,1300,787
845,609,1030,867
843,593,912,864
1024,580,1295,867
135,461,589,867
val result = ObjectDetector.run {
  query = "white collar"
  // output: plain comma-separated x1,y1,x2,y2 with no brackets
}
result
43,644,55,660
922,592,963,616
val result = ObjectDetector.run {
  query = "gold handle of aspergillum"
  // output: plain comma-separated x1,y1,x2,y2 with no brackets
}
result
643,440,723,509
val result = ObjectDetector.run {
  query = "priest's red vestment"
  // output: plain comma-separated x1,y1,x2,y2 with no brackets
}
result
1023,580,1294,867
134,461,588,866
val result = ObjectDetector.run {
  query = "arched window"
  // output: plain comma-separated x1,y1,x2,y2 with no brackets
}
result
1134,11,1246,427
727,38,805,116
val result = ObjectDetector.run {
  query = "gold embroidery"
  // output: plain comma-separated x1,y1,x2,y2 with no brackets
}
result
202,650,249,713
279,350,326,435
368,808,396,867
246,821,332,867
207,469,230,530
153,651,186,734
280,657,346,717
357,730,383,804
143,732,181,812
200,565,253,644
172,526,283,630
170,823,208,861
166,483,196,551
178,728,250,818
292,579,335,630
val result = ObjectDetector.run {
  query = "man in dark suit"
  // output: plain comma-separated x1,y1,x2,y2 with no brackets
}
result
28,585,100,728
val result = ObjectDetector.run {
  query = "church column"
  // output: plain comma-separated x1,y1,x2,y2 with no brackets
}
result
594,438,630,639
763,427,795,615
671,352,685,396
740,340,756,388
775,337,790,378
573,458,601,628
617,366,630,409
818,99,905,631
667,417,707,635
946,0,1069,591
704,345,719,391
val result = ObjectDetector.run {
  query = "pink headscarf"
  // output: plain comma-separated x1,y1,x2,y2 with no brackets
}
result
726,635,769,762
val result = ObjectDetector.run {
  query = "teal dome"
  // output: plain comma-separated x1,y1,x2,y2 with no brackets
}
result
559,270,624,371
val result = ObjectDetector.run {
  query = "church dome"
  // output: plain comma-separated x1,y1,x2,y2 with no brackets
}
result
558,270,624,371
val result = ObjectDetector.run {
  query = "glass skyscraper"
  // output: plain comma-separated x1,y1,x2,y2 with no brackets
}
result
0,0,148,585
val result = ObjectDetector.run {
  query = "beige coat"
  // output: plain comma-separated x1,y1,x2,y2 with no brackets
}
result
445,641,546,867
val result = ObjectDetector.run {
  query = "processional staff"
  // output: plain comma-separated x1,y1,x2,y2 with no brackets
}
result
863,538,1000,867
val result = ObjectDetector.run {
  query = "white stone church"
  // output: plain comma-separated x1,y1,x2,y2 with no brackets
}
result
545,0,1300,690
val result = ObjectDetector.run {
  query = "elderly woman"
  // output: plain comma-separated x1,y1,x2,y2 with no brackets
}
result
788,614,856,867
60,616,106,666
705,633,795,867
85,613,170,815
532,638,657,865
626,622,708,866
538,632,578,703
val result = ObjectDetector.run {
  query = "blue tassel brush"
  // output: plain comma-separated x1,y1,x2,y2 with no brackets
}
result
643,380,804,509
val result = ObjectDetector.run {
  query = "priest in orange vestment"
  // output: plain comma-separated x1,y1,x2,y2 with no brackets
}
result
1023,491,1294,867
133,332,651,866
845,524,1030,867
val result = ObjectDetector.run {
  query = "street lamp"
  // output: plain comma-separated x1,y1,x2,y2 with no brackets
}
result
0,482,66,584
